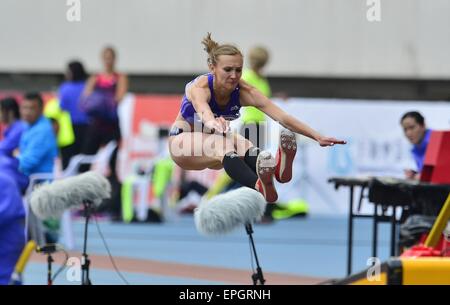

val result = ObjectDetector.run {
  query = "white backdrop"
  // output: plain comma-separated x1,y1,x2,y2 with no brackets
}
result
232,98,450,215
1,0,450,78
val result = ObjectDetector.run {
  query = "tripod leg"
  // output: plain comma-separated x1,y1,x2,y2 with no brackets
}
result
47,254,53,285
245,223,266,285
82,256,92,285
81,201,93,285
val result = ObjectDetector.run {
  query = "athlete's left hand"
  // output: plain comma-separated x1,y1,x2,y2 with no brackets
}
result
217,116,230,134
318,136,347,147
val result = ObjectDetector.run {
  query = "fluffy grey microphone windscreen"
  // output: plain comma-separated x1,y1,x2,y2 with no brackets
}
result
29,171,111,219
194,187,267,235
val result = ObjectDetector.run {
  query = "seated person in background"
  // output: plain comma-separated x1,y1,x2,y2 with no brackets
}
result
18,93,58,177
0,97,26,158
400,111,432,180
19,93,59,244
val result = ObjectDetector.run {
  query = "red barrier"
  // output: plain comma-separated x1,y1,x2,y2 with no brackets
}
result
132,94,181,130
420,130,450,184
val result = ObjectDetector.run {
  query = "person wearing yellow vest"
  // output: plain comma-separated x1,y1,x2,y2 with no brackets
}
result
241,46,271,149
43,97,75,149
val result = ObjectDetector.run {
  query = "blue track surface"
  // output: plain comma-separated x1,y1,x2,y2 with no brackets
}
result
23,214,394,285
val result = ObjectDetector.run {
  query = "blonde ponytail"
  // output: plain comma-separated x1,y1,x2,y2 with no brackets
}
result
201,33,242,66
202,32,219,55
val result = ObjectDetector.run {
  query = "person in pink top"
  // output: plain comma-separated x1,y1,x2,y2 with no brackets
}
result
80,46,128,220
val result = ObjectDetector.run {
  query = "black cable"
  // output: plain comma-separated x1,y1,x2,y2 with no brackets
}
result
51,247,69,282
36,243,68,283
94,216,130,285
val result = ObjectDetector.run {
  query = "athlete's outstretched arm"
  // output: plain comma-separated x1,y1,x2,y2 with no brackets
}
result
240,81,346,147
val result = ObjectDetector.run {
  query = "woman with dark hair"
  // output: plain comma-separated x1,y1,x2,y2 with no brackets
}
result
68,61,88,82
0,97,26,158
400,111,431,180
58,60,89,169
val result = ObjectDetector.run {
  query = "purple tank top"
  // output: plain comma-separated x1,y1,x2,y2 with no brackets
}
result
180,73,241,124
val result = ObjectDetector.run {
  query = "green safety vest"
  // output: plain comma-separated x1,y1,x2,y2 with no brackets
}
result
241,69,272,124
44,98,75,148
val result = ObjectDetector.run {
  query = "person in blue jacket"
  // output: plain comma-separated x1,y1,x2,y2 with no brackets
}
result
0,155,29,285
18,93,58,176
18,92,59,244
0,97,26,158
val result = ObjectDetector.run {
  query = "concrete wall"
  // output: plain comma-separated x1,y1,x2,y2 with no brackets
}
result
1,0,449,78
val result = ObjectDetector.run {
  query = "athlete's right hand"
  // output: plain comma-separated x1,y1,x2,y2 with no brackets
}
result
217,116,230,133
204,117,229,134
204,119,224,134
